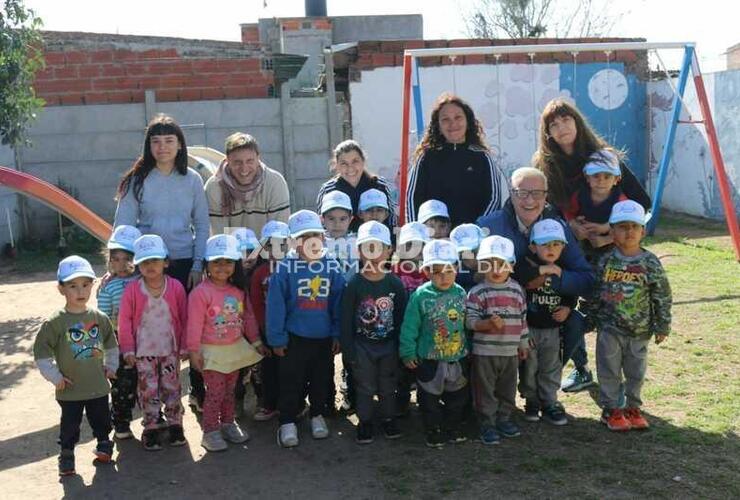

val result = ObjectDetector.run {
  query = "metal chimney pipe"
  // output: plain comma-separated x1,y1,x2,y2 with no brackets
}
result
305,0,327,16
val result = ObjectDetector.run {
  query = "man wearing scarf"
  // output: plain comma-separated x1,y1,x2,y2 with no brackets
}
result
205,133,291,236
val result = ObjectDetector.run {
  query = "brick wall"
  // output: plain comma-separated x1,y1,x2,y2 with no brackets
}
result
349,37,648,78
35,32,274,106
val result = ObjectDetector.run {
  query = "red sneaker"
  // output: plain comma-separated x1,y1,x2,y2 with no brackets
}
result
601,408,631,432
624,407,649,430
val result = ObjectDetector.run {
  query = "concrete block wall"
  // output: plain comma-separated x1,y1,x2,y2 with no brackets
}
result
0,145,18,249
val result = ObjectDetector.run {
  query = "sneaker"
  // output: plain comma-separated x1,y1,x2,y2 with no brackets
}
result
542,403,568,426
356,422,374,444
277,423,299,448
381,419,402,440
253,407,279,422
142,429,163,451
624,407,649,430
201,430,228,452
601,408,632,432
479,427,501,445
561,368,596,393
447,428,467,444
425,428,445,448
523,402,540,422
113,423,133,440
58,450,75,476
310,415,329,439
94,440,114,463
496,420,521,438
221,422,249,443
168,425,187,447
188,395,203,413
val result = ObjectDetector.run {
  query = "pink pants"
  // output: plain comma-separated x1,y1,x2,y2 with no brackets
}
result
136,354,183,429
202,370,240,433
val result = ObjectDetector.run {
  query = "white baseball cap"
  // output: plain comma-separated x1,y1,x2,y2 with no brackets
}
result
356,221,392,246
359,188,389,211
422,239,459,269
133,234,168,265
206,234,242,261
418,199,450,224
107,225,142,253
398,221,430,246
609,200,651,226
260,220,290,244
530,219,568,245
57,255,96,283
230,228,259,251
583,149,621,177
288,210,324,238
450,223,483,252
321,190,353,214
477,235,516,264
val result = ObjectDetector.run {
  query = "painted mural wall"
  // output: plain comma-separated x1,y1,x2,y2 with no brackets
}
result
648,70,740,219
350,62,647,205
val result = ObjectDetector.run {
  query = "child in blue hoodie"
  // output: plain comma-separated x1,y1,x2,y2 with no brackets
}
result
267,210,345,448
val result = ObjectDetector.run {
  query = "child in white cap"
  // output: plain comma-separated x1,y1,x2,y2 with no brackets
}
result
340,221,407,444
34,256,118,475
97,225,141,439
267,210,346,448
518,219,578,426
230,227,261,277
564,149,631,263
466,236,529,444
118,235,189,451
187,234,269,451
399,239,469,448
417,199,452,239
321,190,359,283
358,188,391,225
450,223,483,291
249,220,290,422
588,200,671,432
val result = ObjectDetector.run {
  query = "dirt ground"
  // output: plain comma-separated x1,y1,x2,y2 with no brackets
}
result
0,253,737,499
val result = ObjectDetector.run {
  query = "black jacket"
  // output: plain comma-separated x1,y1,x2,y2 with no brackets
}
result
406,142,508,228
316,173,396,233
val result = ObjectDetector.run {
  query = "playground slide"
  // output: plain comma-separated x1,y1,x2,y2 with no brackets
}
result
0,166,113,243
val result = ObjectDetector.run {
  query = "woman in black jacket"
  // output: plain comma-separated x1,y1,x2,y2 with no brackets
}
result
405,93,508,228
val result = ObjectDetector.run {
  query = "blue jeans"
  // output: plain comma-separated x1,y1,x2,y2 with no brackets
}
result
561,310,588,370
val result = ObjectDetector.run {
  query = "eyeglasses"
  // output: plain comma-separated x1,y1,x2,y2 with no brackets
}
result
511,189,548,200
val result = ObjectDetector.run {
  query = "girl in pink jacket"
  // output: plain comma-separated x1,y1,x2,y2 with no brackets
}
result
118,235,188,451
187,234,268,452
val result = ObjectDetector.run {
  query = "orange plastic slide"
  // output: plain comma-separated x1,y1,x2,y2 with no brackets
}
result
0,166,112,242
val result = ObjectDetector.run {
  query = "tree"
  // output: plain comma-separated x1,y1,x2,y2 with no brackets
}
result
1,0,44,147
464,0,623,39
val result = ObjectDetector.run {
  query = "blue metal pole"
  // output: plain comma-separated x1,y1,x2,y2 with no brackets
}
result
412,58,424,141
648,45,693,234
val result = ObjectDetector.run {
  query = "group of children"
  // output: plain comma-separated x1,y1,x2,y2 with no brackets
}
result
34,149,672,476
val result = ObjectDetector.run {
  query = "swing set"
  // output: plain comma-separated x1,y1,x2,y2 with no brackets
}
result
397,41,740,262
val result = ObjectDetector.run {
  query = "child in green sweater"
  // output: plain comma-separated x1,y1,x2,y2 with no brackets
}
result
400,239,469,448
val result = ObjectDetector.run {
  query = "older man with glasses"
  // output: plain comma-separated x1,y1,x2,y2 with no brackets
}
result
476,167,596,403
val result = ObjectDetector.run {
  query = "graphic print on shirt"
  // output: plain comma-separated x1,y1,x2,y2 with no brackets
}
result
601,261,648,326
357,293,396,341
297,276,330,310
66,321,103,360
530,281,562,313
421,297,465,359
208,295,244,339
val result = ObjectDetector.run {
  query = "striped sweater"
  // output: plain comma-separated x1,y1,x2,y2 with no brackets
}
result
465,278,529,356
97,275,138,329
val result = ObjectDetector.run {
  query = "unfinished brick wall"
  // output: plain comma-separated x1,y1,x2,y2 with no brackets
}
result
349,37,648,80
35,32,274,106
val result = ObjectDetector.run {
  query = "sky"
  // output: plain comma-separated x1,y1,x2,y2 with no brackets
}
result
23,0,738,72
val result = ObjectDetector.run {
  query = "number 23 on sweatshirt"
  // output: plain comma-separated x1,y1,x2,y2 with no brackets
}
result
266,256,346,348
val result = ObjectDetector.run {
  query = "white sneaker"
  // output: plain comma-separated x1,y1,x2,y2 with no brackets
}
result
201,430,228,452
221,422,249,444
310,415,329,439
278,423,298,448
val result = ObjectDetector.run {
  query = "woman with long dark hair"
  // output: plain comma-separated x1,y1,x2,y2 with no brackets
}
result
405,93,508,227
114,114,209,291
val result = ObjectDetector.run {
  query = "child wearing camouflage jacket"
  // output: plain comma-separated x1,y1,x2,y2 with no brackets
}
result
588,201,672,432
